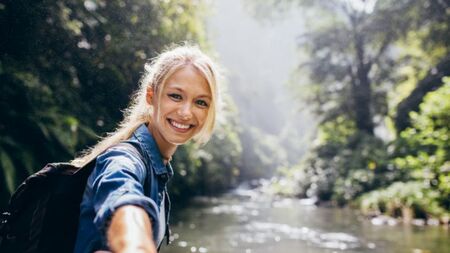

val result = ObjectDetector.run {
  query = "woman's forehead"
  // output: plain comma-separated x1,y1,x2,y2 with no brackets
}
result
163,66,211,96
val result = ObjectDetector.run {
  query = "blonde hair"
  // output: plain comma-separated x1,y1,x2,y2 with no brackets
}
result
72,44,220,167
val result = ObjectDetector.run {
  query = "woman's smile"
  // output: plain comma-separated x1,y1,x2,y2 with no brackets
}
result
149,65,212,147
167,118,194,133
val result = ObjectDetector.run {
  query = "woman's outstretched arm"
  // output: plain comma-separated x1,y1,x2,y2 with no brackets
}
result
107,205,157,253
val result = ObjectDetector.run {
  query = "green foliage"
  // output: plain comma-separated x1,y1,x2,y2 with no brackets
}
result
298,82,449,213
298,123,400,205
0,0,242,208
0,149,15,194
244,0,450,222
357,81,449,220
316,116,356,146
392,81,450,210
358,181,448,219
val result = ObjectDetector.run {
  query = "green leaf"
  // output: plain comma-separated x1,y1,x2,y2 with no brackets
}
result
0,149,17,194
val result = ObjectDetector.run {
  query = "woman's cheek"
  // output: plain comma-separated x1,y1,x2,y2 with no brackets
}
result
200,109,210,125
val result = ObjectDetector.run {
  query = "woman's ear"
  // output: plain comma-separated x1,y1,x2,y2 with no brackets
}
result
146,86,154,105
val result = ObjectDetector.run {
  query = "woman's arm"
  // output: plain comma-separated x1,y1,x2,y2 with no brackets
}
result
107,205,157,253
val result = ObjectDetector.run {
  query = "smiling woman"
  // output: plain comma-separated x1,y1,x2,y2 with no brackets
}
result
70,44,221,253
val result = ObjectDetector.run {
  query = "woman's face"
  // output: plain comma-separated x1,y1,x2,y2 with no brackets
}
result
149,65,212,147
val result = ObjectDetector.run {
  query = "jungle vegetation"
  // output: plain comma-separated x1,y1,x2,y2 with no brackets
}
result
248,0,449,222
0,0,246,208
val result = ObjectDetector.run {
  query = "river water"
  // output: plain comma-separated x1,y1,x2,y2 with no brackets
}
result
160,189,449,253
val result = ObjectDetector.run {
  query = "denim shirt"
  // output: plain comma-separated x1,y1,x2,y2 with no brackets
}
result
73,124,173,253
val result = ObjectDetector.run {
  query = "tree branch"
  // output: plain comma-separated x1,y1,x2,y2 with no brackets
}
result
395,53,450,132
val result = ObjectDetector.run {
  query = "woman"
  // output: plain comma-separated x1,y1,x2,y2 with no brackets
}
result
72,44,220,253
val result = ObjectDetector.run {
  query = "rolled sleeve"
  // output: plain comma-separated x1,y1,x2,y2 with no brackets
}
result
89,147,159,234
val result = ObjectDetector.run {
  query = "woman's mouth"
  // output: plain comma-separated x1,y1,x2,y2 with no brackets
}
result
168,119,193,132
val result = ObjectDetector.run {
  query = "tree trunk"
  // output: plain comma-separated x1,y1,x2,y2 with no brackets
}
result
350,33,374,135
353,65,374,135
395,54,450,132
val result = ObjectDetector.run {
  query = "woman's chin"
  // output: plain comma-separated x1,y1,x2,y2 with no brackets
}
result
166,136,192,146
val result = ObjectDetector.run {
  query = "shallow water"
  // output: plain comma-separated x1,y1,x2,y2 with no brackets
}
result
160,190,449,253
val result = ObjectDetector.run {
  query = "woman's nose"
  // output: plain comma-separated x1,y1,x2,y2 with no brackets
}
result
177,103,193,120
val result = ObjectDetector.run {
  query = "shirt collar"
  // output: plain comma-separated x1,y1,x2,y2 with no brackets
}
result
133,123,173,177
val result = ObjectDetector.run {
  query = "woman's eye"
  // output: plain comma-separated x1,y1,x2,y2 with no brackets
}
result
196,100,209,108
168,93,182,100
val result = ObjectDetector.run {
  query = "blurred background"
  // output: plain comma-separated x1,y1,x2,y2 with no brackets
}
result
0,0,449,252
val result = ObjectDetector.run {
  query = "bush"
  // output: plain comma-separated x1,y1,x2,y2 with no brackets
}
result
393,81,450,210
296,120,400,205
358,181,448,220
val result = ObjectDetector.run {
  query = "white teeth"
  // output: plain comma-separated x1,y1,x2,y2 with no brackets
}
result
170,120,190,129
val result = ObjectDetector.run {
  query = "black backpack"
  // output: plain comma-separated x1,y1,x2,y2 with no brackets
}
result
0,142,141,253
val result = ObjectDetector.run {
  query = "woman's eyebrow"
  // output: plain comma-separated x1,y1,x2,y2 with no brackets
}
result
169,86,211,99
197,95,212,100
168,86,184,92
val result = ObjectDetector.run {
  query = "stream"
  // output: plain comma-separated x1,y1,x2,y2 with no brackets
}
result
161,188,449,253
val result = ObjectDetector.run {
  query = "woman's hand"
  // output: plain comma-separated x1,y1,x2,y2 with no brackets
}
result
107,205,157,253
